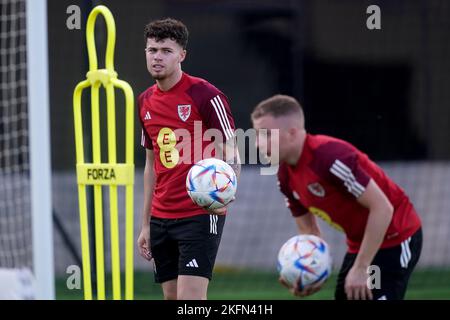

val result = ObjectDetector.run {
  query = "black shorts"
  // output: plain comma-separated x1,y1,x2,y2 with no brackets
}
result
335,228,422,300
150,214,225,283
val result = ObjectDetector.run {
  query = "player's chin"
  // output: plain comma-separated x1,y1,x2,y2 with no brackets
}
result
150,72,166,80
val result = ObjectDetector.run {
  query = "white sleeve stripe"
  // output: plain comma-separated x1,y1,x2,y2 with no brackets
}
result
333,160,365,191
335,159,352,175
330,164,364,197
331,166,365,196
210,97,229,140
213,95,234,139
210,97,231,140
330,168,362,197
331,164,365,194
211,95,234,140
215,95,234,138
334,160,366,193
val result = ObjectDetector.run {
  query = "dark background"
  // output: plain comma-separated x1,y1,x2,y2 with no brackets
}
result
47,0,450,169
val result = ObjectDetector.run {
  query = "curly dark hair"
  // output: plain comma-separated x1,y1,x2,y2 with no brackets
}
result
144,18,189,49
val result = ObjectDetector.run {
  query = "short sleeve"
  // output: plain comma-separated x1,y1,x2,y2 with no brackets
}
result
138,91,153,150
188,82,236,144
203,93,235,142
314,141,371,198
278,164,309,217
140,129,152,150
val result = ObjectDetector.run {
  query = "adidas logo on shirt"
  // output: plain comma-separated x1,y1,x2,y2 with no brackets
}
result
144,111,151,120
186,259,199,268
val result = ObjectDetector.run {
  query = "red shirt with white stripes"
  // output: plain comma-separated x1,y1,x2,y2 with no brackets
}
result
278,134,421,253
139,72,235,219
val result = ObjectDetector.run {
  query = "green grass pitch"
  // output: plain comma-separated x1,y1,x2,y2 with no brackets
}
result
56,268,450,300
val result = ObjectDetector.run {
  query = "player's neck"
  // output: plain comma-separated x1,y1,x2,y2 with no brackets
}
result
156,69,183,92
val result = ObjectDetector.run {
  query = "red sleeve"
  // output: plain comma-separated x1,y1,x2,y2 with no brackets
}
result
313,141,371,198
140,129,152,150
188,81,235,143
138,90,153,150
278,164,309,217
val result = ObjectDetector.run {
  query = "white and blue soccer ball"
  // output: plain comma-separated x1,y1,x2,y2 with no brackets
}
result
277,234,332,290
186,158,237,210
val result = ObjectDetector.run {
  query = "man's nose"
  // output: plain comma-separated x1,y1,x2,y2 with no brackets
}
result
153,51,162,60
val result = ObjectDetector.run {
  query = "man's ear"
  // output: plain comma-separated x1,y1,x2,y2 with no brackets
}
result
179,49,186,63
288,126,299,138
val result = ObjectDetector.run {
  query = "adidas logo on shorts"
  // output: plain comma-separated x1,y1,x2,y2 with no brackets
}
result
186,259,199,268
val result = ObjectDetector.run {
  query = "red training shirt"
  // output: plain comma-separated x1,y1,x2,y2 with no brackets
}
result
139,72,235,219
278,134,421,253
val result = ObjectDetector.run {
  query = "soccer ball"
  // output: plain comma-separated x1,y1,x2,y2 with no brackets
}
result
277,234,332,290
186,158,237,210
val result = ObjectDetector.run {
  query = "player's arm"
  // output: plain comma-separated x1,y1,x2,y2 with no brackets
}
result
197,88,238,214
208,139,240,215
278,165,320,236
323,142,394,300
355,179,393,270
345,179,393,300
195,85,238,177
137,149,156,261
277,167,325,297
142,149,156,227
295,212,321,238
215,137,241,181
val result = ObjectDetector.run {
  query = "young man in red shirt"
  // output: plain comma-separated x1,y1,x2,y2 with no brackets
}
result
252,94,422,300
137,18,240,300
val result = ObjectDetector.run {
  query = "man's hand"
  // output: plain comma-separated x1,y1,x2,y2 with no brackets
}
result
344,265,373,300
279,276,324,298
137,225,152,261
207,206,227,215
204,196,235,215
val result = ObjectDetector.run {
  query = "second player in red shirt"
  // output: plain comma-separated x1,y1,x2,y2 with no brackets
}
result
252,94,422,300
